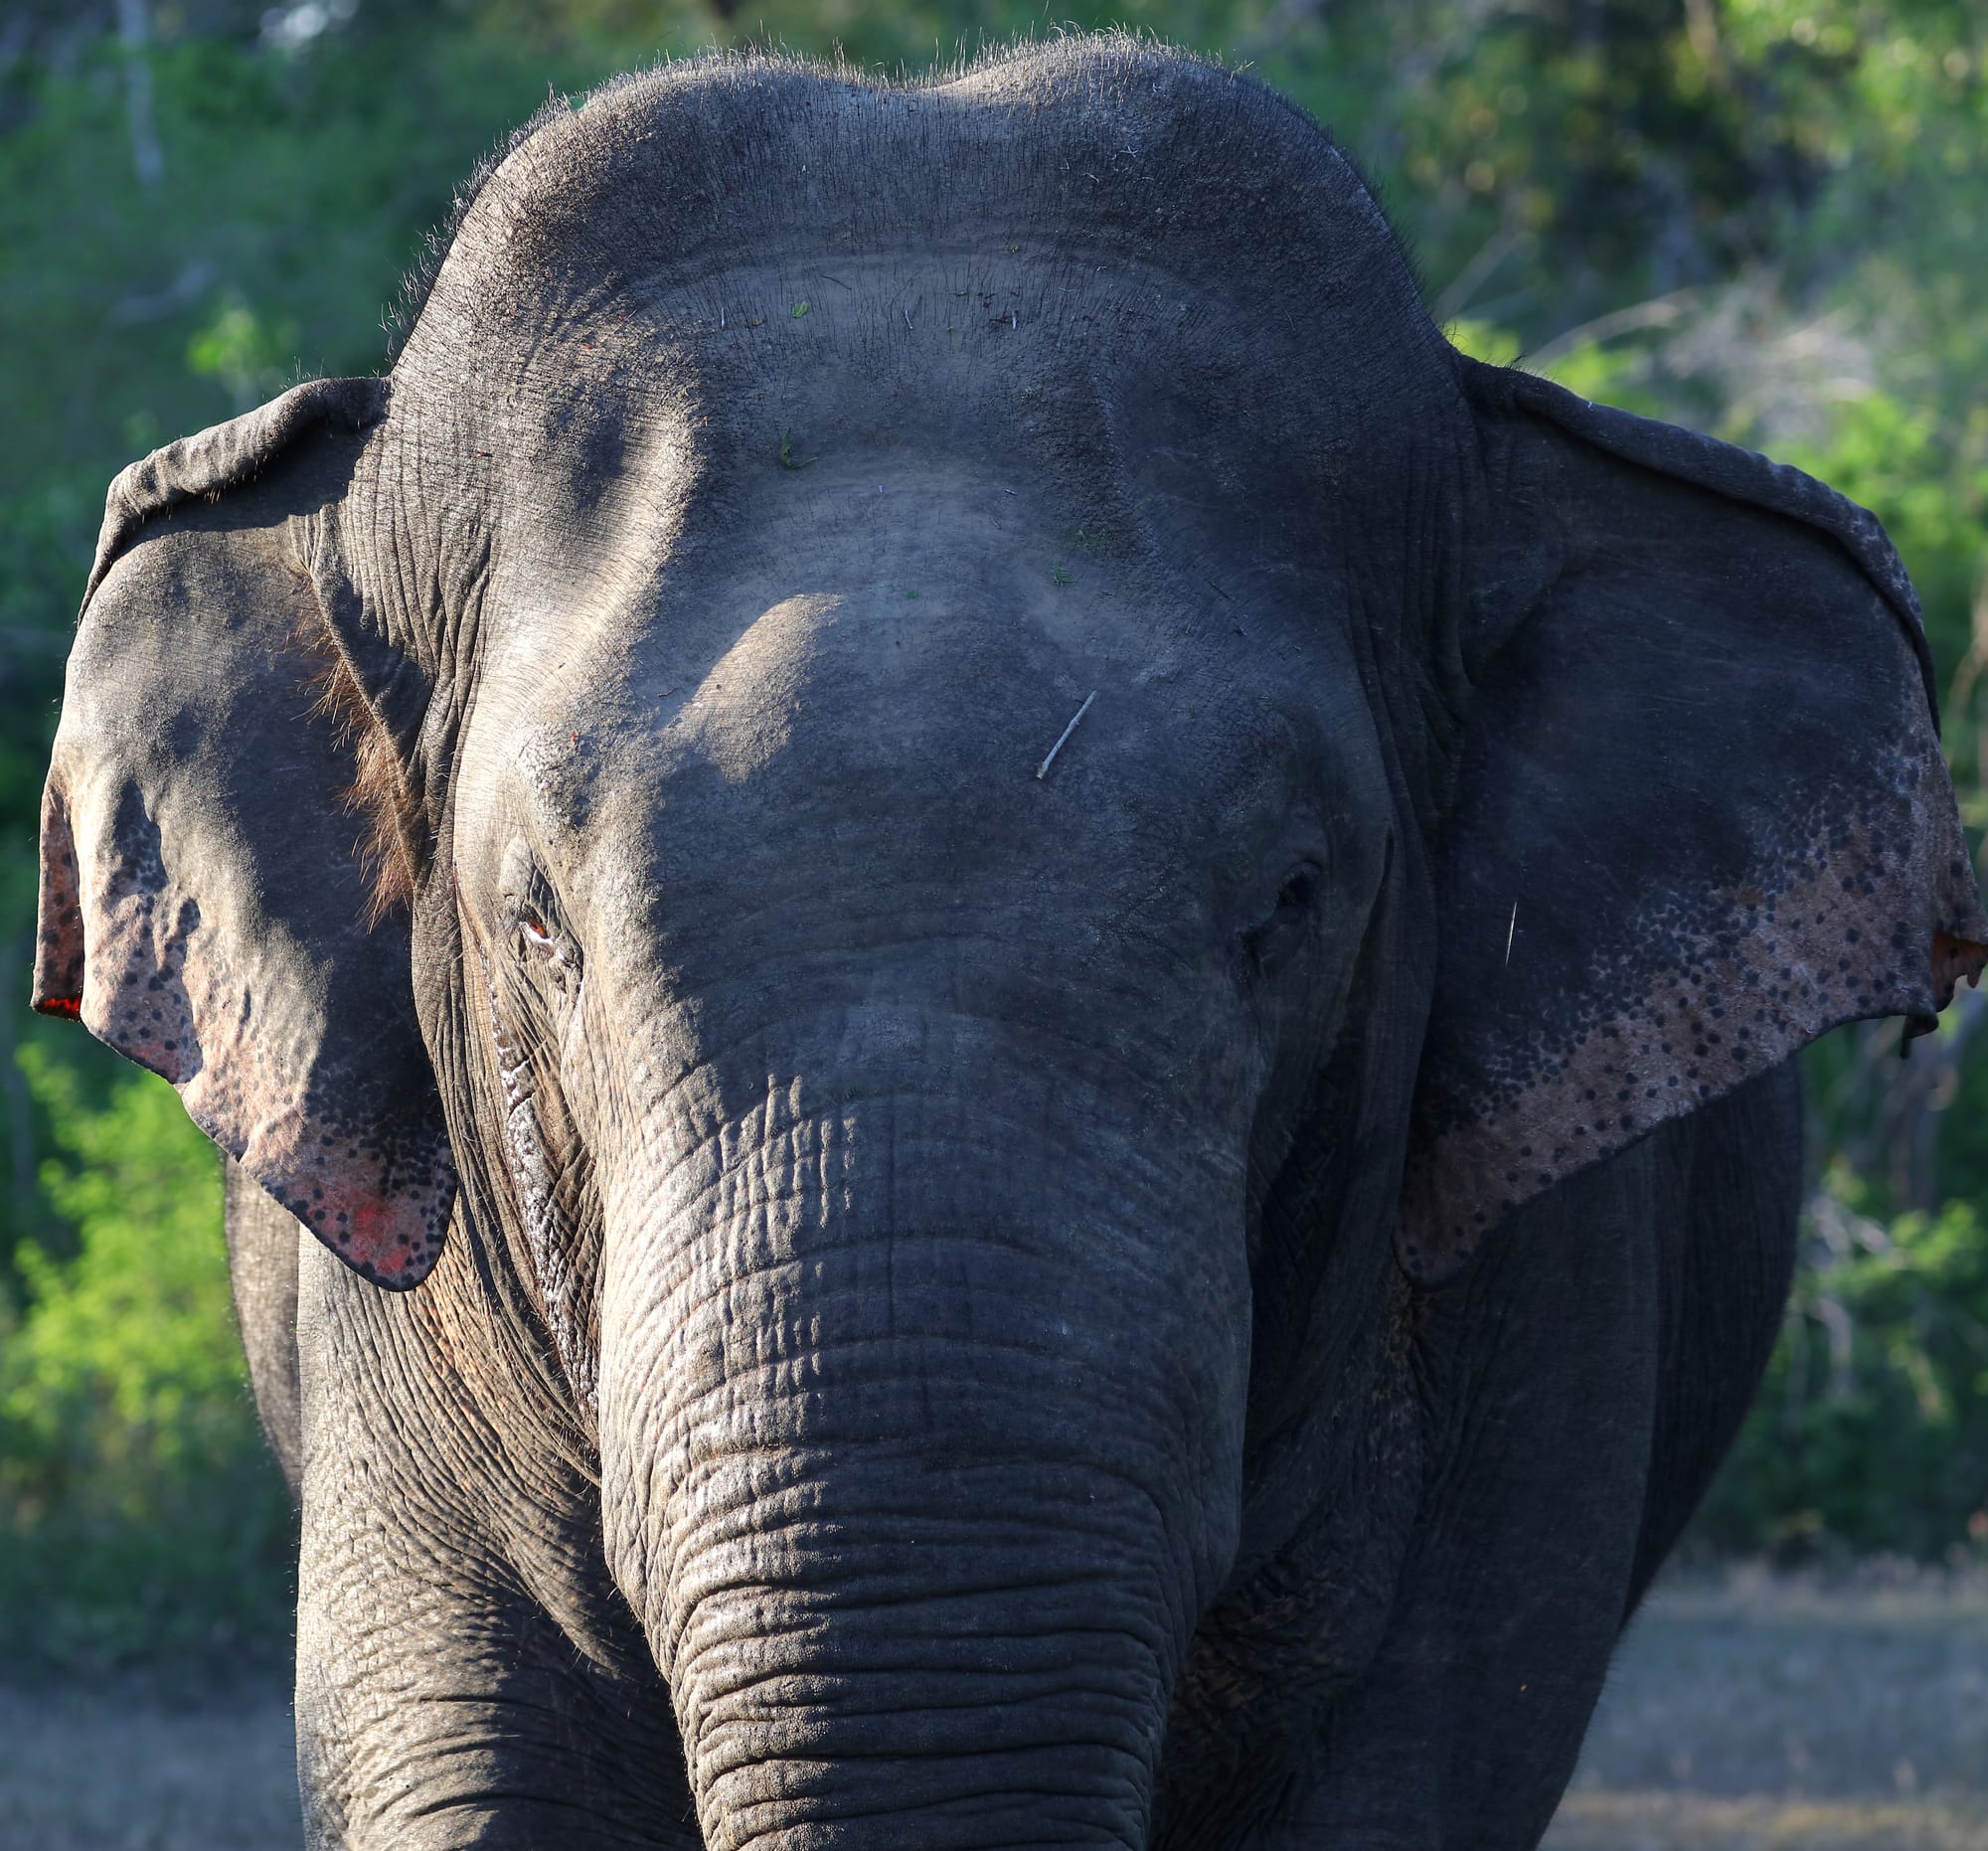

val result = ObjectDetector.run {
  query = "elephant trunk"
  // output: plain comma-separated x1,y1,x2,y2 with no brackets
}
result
596,1079,1246,1850
665,1456,1177,1849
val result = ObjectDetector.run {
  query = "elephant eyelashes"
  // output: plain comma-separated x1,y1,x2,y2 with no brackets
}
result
513,902,581,991
1243,864,1323,978
517,905,562,960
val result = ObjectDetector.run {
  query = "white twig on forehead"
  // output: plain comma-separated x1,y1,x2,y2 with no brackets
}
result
1036,692,1097,781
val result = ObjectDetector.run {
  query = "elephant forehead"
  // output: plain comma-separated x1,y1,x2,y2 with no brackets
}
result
409,44,1420,371
654,590,1024,788
660,605,1142,806
491,600,1231,874
386,51,1452,602
466,449,1322,849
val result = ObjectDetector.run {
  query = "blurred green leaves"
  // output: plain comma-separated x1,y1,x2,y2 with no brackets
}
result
1700,1187,1988,1560
0,1055,291,1668
2,1052,235,1516
185,294,298,412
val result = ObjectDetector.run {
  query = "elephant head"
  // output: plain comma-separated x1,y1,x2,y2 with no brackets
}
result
35,42,1984,1850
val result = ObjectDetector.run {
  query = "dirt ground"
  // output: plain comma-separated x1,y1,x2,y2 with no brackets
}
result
1,1566,1981,1850
1546,1565,1988,1851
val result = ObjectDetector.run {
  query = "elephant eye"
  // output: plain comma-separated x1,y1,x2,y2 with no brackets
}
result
1272,866,1319,919
1243,861,1323,978
517,905,557,952
511,898,580,987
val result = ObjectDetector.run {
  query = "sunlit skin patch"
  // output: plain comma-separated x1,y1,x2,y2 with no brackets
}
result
458,450,1201,867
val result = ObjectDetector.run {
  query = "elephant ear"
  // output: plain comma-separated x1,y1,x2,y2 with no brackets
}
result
33,378,457,1289
1400,359,1988,1285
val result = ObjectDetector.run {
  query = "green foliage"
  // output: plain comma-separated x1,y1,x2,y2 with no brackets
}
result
1698,1186,1988,1560
0,1054,291,1668
186,294,301,413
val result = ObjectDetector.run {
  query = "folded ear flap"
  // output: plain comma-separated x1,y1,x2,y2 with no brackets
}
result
1402,359,1988,1285
33,379,457,1289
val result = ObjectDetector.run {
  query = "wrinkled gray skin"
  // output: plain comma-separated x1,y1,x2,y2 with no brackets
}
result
35,42,1988,1851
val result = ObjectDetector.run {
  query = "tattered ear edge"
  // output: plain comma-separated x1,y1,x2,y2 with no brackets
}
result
32,375,457,1291
1460,355,1980,1050
1458,356,1939,724
81,375,389,612
31,781,84,1019
1396,358,1988,1287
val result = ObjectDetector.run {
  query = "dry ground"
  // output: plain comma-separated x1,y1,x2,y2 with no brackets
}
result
1546,1564,1988,1851
1,1567,1981,1850
0,1674,298,1851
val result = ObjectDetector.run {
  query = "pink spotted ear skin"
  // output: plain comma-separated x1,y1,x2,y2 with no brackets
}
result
1403,361,1988,1287
1401,767,1988,1285
32,378,456,1293
35,774,454,1292
241,1136,453,1291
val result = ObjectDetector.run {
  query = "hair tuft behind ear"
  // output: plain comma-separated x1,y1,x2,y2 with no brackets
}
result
295,614,419,928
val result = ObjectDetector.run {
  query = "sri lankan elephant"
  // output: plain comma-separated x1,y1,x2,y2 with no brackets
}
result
33,39,1985,1851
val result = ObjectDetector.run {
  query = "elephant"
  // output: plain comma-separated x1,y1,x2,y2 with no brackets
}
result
32,38,1986,1851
